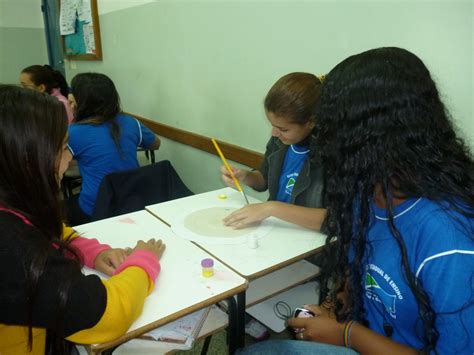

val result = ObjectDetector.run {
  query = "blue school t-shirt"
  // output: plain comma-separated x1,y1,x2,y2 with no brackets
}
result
355,198,474,354
276,144,309,203
68,114,156,216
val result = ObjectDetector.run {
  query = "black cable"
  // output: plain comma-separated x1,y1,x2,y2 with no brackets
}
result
273,301,292,321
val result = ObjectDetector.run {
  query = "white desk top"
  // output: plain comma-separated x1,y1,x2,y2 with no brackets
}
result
146,188,326,279
74,210,247,351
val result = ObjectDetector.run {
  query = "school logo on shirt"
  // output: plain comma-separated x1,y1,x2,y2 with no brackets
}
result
365,264,404,319
286,177,296,189
285,174,298,196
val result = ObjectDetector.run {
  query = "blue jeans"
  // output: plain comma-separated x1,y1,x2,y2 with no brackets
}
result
236,340,358,355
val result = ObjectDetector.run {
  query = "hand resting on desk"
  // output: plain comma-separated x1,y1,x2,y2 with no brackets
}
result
223,203,270,228
94,239,166,276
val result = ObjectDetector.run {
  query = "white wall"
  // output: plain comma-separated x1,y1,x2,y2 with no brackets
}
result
0,0,47,84
63,1,473,195
0,0,44,28
97,0,156,15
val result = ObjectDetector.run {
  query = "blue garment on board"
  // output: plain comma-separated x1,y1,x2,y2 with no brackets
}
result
68,114,156,216
275,144,309,203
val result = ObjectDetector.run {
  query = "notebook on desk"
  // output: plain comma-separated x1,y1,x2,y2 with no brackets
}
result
140,306,211,350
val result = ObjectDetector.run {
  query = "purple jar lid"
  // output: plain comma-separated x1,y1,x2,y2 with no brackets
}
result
201,258,214,267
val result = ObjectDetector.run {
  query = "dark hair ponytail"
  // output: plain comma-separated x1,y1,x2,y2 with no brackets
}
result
21,65,69,97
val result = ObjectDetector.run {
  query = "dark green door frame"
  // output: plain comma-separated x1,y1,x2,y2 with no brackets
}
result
41,0,65,75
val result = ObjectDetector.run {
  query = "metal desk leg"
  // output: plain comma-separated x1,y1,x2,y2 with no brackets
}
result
237,291,246,348
227,291,246,354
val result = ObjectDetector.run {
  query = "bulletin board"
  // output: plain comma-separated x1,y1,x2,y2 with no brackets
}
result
59,0,102,60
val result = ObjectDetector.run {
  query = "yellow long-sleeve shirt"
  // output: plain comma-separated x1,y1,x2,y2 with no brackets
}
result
0,219,157,355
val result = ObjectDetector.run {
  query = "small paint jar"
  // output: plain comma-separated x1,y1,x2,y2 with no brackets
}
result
201,258,214,278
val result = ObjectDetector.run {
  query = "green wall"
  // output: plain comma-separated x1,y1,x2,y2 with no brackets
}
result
0,0,48,84
0,27,48,84
66,0,473,195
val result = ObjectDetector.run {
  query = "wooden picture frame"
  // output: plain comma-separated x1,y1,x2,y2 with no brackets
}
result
60,0,102,60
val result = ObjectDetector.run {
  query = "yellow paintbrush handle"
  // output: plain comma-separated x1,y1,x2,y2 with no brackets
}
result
212,138,243,192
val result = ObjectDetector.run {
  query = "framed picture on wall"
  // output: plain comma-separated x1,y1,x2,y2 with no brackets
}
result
59,0,102,60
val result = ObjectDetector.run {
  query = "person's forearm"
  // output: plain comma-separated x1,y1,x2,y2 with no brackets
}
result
350,323,419,355
267,202,326,231
243,170,267,191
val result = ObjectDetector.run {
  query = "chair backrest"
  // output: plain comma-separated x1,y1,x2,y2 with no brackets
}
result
92,160,193,221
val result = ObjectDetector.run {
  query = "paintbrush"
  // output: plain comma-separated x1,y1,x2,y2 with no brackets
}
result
211,138,250,205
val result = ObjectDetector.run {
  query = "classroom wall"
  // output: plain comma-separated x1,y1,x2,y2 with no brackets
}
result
0,0,48,84
64,0,473,196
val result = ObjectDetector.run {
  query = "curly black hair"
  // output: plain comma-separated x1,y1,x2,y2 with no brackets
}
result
314,47,474,353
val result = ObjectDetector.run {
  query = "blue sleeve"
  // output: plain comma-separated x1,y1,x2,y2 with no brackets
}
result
137,122,156,149
67,124,81,158
417,215,474,354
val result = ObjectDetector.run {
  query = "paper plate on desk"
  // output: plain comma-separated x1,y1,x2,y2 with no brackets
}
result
171,206,272,245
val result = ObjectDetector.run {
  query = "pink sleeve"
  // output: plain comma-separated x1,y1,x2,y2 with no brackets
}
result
63,100,74,124
51,90,74,124
69,236,111,268
113,250,161,282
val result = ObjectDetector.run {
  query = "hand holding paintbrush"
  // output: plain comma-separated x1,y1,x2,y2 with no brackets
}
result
219,165,249,190
212,138,249,205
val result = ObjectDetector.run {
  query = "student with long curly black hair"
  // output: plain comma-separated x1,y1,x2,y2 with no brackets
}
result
239,47,473,354
0,85,165,354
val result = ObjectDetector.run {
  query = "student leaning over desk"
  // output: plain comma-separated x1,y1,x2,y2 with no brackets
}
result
0,85,165,355
221,72,326,231
238,47,474,355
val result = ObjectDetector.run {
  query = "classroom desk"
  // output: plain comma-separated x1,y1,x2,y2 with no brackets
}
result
146,187,326,279
145,187,327,346
74,210,248,354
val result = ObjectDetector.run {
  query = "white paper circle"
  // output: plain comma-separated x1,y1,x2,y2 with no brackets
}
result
171,206,272,245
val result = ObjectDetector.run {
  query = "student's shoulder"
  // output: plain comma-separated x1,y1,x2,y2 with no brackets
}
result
415,198,472,228
0,211,41,248
412,198,473,252
265,136,283,150
115,113,137,125
0,210,32,229
68,121,94,133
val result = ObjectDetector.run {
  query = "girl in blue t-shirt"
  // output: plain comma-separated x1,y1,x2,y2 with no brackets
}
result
220,73,326,231
239,48,473,354
65,73,161,225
